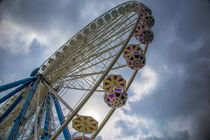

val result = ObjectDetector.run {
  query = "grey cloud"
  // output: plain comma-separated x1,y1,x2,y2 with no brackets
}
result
0,0,128,35
0,0,113,83
0,39,46,84
114,119,190,140
0,0,83,32
114,120,139,138
141,131,189,140
124,0,210,139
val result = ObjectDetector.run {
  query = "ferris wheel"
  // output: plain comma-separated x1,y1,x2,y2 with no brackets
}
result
0,1,155,140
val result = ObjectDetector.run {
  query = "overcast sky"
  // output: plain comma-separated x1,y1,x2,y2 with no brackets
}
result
0,0,210,140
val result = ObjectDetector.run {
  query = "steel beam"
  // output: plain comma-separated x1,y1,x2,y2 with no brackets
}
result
42,79,75,113
41,93,51,139
0,81,32,104
52,94,71,140
50,11,141,140
91,70,138,139
0,92,24,123
30,68,40,76
7,78,39,140
143,44,149,54
0,76,37,93
31,96,46,135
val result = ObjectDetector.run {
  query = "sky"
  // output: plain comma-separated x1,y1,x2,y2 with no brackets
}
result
0,0,210,140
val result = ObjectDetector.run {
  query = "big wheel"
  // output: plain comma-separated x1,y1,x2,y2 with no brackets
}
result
0,1,155,139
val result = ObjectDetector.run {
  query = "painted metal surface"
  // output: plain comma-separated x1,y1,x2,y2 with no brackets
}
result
41,93,51,139
8,79,39,140
52,94,71,140
50,3,141,138
0,76,37,93
91,71,138,139
0,92,24,123
0,81,32,104
73,136,90,140
104,87,127,108
126,52,146,70
31,97,46,135
103,75,126,93
72,115,98,133
123,44,143,59
30,68,40,76
123,44,145,70
134,23,154,44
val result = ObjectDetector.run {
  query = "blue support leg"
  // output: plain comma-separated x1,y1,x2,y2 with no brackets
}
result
0,76,37,93
0,92,24,123
41,93,51,139
30,68,40,76
52,94,71,140
7,79,39,140
0,81,32,104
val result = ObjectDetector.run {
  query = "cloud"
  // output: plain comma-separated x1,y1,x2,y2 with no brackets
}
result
123,0,210,139
140,131,189,140
0,19,49,54
0,39,46,84
129,66,158,102
0,0,85,57
0,0,210,139
0,0,130,59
